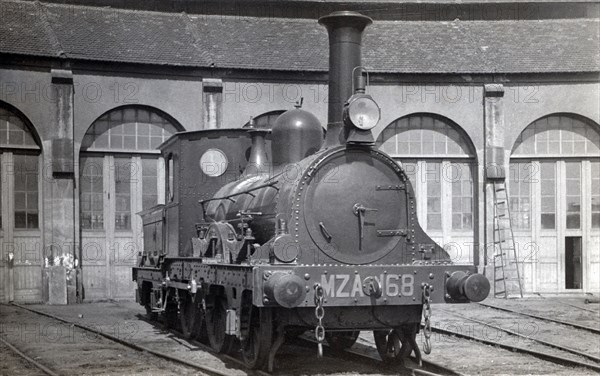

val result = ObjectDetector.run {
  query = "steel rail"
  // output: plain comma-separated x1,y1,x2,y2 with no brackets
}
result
156,323,271,376
0,336,60,376
439,308,600,364
346,347,461,376
298,334,462,376
427,322,600,373
550,298,599,314
477,302,600,335
11,303,230,376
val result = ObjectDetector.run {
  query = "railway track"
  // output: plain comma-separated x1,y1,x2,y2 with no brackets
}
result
477,301,600,335
11,302,453,376
295,334,460,376
137,315,271,376
427,315,600,373
11,300,595,375
0,335,60,376
439,308,600,363
9,303,237,376
160,316,457,376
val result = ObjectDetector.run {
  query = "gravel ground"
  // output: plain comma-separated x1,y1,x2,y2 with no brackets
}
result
0,340,47,376
0,304,205,376
1,296,598,375
5,302,392,376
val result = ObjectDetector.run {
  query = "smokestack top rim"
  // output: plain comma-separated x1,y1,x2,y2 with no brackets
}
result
318,11,373,29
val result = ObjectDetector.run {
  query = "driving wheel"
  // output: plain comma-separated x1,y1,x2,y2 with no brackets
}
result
241,306,273,369
180,292,204,339
205,295,234,353
373,329,413,364
325,331,360,351
143,285,158,321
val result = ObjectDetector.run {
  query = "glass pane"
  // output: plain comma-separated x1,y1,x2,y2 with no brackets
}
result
427,198,440,212
513,116,600,157
80,157,104,230
14,155,39,229
0,109,39,148
450,162,473,230
452,197,461,212
168,157,174,202
427,214,441,230
15,212,26,228
565,162,581,229
27,213,38,229
508,162,531,230
83,108,176,152
463,214,473,228
566,214,580,229
592,213,600,229
15,192,26,210
592,162,600,229
541,214,555,230
115,158,132,230
452,214,461,229
375,115,472,157
142,159,159,210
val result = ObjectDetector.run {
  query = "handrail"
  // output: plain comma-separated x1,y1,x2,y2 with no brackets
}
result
198,181,279,207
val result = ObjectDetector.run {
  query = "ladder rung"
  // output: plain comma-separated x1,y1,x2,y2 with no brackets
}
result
495,187,506,192
496,200,507,205
494,291,506,295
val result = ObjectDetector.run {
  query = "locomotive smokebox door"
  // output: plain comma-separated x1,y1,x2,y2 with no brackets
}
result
303,149,409,265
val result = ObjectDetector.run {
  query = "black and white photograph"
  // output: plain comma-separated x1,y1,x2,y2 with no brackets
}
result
0,0,598,375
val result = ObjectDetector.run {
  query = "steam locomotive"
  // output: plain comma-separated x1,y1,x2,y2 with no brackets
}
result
132,11,490,371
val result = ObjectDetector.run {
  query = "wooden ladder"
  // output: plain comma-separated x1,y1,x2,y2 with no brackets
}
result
492,181,524,298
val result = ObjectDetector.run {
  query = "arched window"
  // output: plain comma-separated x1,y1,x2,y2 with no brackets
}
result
242,110,285,129
80,107,180,230
79,106,181,300
0,105,41,229
377,114,476,258
379,115,472,158
511,114,600,292
511,114,600,231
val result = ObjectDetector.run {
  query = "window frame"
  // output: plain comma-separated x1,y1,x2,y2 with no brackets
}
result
0,106,42,231
80,107,179,233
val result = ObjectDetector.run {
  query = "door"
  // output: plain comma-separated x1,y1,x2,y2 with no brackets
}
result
565,237,582,289
79,106,177,300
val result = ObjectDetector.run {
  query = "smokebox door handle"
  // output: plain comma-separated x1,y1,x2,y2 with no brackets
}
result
319,222,332,242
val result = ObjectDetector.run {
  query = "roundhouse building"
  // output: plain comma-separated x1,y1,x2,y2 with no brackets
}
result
0,0,598,303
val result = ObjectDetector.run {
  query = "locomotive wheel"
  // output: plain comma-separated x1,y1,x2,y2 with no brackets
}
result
205,295,234,353
180,293,204,339
164,300,179,330
325,331,360,352
241,306,272,369
373,329,412,364
142,285,158,321
145,302,157,321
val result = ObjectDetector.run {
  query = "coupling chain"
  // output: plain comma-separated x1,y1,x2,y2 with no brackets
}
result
422,283,432,355
314,283,325,358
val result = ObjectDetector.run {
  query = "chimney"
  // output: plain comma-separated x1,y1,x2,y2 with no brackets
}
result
243,129,270,176
318,11,372,148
